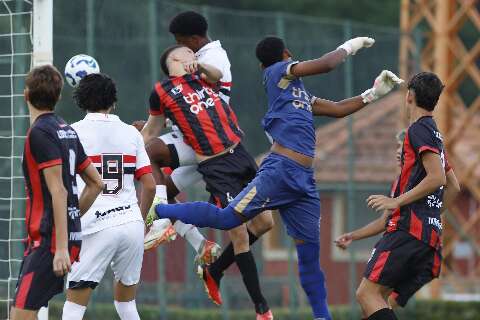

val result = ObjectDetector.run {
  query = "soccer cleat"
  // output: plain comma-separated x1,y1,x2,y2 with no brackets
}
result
197,265,222,305
195,240,221,265
145,195,166,226
144,219,177,251
256,310,274,320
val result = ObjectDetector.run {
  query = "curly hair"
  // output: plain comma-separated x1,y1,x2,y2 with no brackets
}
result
73,73,117,112
256,36,286,68
169,11,208,37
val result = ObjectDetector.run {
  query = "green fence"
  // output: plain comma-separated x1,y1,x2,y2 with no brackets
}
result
0,0,405,319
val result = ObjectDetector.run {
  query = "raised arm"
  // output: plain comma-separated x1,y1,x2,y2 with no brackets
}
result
43,165,70,277
311,70,404,118
290,37,374,77
78,163,103,215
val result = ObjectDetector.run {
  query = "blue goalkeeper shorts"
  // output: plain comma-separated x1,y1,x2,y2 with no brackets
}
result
230,152,321,243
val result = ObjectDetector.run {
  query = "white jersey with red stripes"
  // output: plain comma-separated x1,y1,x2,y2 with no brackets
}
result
195,40,232,104
72,113,152,235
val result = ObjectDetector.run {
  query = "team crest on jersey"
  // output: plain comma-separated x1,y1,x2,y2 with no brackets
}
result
171,84,183,95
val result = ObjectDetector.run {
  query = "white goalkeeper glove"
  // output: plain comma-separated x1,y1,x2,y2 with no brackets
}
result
361,70,404,104
338,37,375,55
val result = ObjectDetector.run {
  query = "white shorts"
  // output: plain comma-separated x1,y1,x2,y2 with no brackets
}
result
159,131,203,192
67,221,144,288
159,131,196,167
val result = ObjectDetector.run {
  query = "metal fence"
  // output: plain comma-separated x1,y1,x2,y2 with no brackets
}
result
0,0,402,319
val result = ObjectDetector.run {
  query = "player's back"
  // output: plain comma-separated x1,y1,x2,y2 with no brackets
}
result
72,113,151,235
23,113,88,254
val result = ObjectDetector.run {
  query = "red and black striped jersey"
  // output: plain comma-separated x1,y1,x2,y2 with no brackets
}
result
149,73,243,156
22,113,90,262
386,116,451,250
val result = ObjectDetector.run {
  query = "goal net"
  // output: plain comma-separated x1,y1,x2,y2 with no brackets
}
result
0,1,51,319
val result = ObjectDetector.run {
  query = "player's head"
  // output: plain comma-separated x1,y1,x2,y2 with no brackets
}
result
256,36,292,68
169,11,208,52
395,128,406,167
24,65,63,111
73,73,117,112
160,45,195,76
406,72,444,112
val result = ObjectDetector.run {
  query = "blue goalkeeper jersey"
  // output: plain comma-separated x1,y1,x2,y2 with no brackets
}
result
262,60,316,158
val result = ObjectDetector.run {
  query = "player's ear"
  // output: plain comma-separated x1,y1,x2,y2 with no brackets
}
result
283,49,292,60
259,62,265,70
406,89,414,105
24,88,29,103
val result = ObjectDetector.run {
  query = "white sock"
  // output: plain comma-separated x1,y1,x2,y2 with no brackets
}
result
114,300,140,320
174,220,205,252
62,301,87,320
156,185,167,201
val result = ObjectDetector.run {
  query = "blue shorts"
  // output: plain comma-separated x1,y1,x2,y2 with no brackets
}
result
229,152,321,243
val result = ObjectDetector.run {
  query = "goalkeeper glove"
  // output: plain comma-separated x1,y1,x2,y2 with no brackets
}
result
338,37,375,55
361,70,404,104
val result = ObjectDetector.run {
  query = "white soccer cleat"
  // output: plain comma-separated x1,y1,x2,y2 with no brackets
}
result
144,218,177,251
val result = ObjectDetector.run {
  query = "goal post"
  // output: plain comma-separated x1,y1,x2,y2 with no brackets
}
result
32,0,52,67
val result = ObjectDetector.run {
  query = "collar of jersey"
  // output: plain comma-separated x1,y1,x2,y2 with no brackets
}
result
196,40,221,56
84,113,120,122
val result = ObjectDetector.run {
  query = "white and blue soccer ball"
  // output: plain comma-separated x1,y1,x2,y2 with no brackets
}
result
64,54,100,87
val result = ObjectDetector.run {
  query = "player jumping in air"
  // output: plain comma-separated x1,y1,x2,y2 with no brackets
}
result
143,45,273,318
335,128,459,311
358,72,452,320
61,74,156,320
146,36,403,319
11,65,103,320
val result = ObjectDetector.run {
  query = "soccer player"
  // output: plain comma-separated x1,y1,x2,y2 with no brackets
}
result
335,128,459,311
147,36,404,319
60,74,156,320
143,45,274,318
360,72,450,320
10,65,103,320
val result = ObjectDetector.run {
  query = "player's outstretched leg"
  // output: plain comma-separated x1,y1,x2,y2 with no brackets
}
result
295,241,331,320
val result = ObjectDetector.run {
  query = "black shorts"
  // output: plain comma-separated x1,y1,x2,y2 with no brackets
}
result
364,231,441,307
197,143,257,208
13,246,64,310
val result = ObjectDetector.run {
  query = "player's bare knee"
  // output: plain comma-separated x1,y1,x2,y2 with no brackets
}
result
228,226,250,252
146,138,171,168
250,211,274,235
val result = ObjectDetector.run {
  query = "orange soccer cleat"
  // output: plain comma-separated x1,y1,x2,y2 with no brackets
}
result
195,240,221,265
256,309,274,320
197,265,222,305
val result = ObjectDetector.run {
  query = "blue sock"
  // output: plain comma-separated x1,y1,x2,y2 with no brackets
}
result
155,202,242,230
296,242,331,320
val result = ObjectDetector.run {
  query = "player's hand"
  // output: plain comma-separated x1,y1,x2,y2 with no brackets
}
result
367,195,400,212
361,70,404,104
53,248,71,277
132,120,146,132
338,37,375,55
183,59,199,74
334,233,354,250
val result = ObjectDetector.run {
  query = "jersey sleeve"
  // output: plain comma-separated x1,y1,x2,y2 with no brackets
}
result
75,138,91,173
149,84,164,116
408,123,441,156
271,60,299,89
29,128,63,170
134,132,152,180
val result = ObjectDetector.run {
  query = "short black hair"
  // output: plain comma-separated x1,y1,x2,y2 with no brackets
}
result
160,45,185,76
73,73,117,112
169,11,208,37
256,36,286,68
407,72,444,111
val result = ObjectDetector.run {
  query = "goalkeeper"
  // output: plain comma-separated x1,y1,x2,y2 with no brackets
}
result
148,36,403,319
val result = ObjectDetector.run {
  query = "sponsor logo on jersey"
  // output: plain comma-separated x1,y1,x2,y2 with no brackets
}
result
427,194,443,209
94,204,132,219
428,217,443,230
183,87,221,115
69,232,83,241
68,206,81,219
291,87,312,112
57,129,78,139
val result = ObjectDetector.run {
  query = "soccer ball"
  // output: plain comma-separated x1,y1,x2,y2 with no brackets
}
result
64,54,100,87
